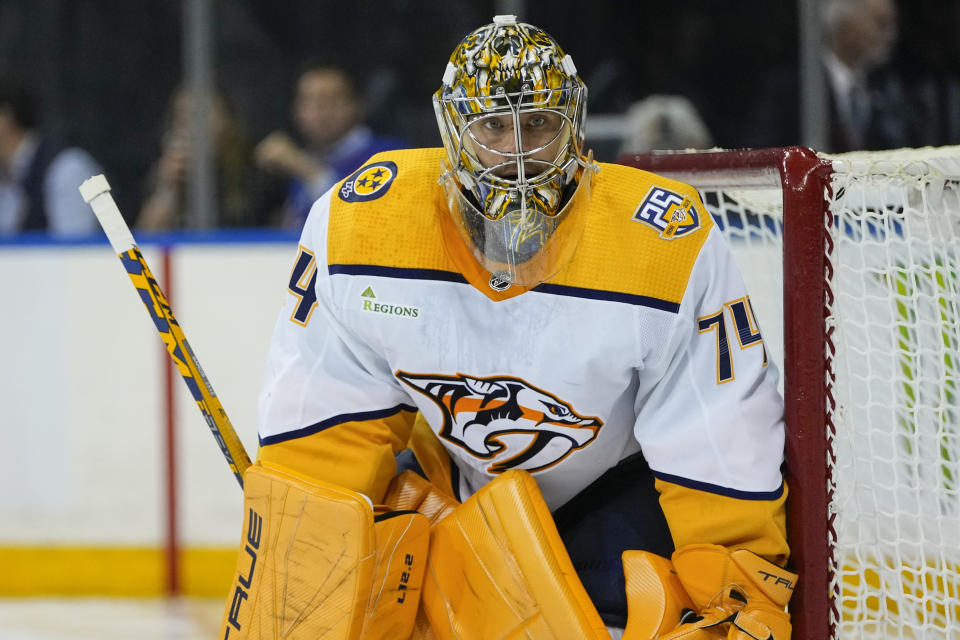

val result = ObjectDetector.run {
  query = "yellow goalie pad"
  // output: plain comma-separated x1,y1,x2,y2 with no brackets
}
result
621,551,693,639
422,469,610,640
382,470,459,525
219,461,429,640
661,544,795,640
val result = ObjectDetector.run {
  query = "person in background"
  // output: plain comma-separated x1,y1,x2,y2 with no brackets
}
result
617,95,713,157
137,86,263,230
254,60,407,229
822,0,905,151
0,65,101,236
743,0,908,152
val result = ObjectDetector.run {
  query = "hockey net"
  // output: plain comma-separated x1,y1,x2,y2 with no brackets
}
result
619,146,960,639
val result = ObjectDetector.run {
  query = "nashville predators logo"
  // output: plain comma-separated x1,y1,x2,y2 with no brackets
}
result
396,371,603,474
339,161,397,202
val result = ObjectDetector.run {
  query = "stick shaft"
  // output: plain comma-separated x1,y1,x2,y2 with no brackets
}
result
80,175,251,487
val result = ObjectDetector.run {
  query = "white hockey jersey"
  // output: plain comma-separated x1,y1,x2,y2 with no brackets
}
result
256,148,788,562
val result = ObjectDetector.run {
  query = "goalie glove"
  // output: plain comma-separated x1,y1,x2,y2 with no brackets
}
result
656,544,796,640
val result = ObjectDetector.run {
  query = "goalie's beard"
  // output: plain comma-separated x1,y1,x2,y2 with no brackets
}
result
440,163,596,287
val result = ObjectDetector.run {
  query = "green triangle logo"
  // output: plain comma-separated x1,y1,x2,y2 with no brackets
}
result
361,286,376,298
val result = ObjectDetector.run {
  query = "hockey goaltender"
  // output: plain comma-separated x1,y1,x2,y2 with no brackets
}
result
218,14,796,640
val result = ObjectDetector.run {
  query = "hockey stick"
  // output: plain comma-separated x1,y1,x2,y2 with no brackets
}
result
80,174,251,488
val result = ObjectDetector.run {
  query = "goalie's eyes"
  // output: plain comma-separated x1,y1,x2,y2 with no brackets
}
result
525,114,549,129
480,113,547,130
481,117,506,131
468,111,565,151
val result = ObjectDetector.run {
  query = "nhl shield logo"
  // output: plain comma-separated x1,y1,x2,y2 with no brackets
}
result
396,371,603,474
339,161,397,203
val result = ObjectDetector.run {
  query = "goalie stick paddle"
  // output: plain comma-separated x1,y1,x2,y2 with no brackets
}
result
80,174,251,488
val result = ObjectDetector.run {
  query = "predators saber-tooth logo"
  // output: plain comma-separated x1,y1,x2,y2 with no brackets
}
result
396,371,603,473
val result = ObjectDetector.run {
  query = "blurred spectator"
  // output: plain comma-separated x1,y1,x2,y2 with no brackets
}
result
254,60,407,229
617,95,713,157
137,85,268,230
744,0,910,152
822,0,906,150
0,66,102,236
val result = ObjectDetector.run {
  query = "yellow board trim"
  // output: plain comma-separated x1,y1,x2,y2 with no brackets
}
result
0,546,236,597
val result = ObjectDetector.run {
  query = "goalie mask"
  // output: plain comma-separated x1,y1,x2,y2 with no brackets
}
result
434,15,597,288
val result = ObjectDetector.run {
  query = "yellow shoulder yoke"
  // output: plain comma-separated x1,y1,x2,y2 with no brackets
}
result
550,162,714,306
327,148,453,272
326,152,713,308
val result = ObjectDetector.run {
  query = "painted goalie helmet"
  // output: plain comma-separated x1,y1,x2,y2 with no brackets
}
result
434,15,597,288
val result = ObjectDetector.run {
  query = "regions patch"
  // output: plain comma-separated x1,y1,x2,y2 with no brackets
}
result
338,161,398,203
358,285,421,319
632,186,702,239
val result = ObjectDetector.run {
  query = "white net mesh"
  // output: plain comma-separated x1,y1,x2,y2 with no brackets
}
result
684,148,960,638
674,147,960,639
827,149,960,638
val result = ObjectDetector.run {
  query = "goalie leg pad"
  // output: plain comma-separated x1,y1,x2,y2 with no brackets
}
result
409,608,437,640
382,469,460,524
362,510,430,639
219,461,428,640
620,551,694,639
421,469,610,640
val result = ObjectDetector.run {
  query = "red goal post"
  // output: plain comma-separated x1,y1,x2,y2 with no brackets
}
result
618,146,960,639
